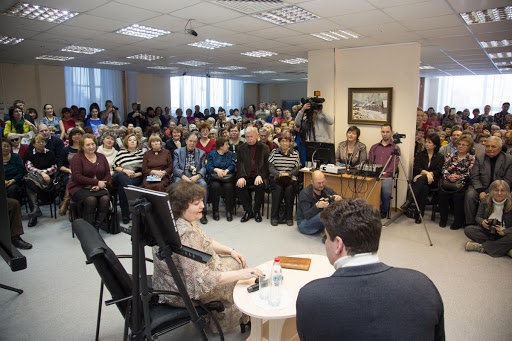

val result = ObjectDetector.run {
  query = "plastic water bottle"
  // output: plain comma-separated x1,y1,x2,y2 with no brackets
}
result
268,257,283,307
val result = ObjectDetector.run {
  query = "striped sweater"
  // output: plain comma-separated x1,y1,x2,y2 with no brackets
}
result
269,148,301,181
113,149,144,172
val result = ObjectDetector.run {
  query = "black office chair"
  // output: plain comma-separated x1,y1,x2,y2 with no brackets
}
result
72,219,225,341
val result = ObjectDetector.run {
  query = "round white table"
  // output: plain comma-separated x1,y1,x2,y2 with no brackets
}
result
233,254,334,341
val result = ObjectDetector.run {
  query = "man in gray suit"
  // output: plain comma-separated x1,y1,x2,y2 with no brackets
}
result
173,133,208,224
465,136,512,225
296,199,445,341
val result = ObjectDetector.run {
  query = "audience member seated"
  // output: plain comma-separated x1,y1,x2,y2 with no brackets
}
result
404,133,443,223
113,133,144,224
126,104,148,131
493,102,510,128
438,135,475,230
24,133,58,227
67,134,111,229
335,126,367,168
3,106,37,138
2,139,26,203
228,125,245,161
439,126,462,156
86,105,104,138
58,128,82,215
235,127,269,223
39,104,61,138
216,109,230,130
296,199,444,340
197,122,216,156
142,135,172,192
369,124,399,219
258,127,276,151
99,100,122,125
269,133,300,226
8,198,32,250
173,133,208,224
31,123,64,159
7,133,29,161
206,137,235,222
464,180,512,258
152,182,262,332
97,131,118,175
296,170,341,236
171,108,188,127
59,107,76,141
464,136,512,225
165,126,184,157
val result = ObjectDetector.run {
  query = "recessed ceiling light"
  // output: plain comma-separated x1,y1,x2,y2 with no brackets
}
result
126,54,163,61
116,24,171,39
35,55,74,61
495,61,512,66
460,6,512,25
419,65,435,70
252,70,277,74
176,60,210,67
241,50,278,58
253,6,319,25
0,36,24,45
214,0,285,15
272,79,288,81
311,30,360,41
2,2,79,23
98,61,130,66
209,71,227,75
61,45,104,54
480,39,511,48
188,39,234,50
499,67,512,71
489,52,512,59
218,66,246,70
239,75,255,77
147,66,178,70
279,58,307,64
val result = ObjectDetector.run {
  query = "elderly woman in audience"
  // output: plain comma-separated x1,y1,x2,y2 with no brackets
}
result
58,128,82,215
152,182,262,332
335,126,367,168
165,126,184,157
67,134,111,229
197,122,216,157
173,133,208,224
113,133,144,224
6,133,29,161
40,104,61,137
438,135,475,230
142,135,172,192
97,131,118,175
464,180,512,257
4,106,37,138
404,133,444,223
269,132,301,226
59,107,76,141
206,137,236,221
2,139,26,202
116,126,127,149
24,133,58,227
86,104,104,138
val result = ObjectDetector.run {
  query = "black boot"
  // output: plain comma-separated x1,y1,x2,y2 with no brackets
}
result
28,217,38,227
27,190,42,218
212,211,220,221
200,212,208,224
95,212,109,231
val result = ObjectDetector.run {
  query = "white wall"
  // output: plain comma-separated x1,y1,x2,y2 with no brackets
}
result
244,82,307,107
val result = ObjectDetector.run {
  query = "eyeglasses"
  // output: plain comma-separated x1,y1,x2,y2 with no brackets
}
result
10,138,19,142
35,141,45,145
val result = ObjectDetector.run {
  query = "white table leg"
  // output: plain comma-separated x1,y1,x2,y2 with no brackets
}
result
268,318,286,341
248,317,264,341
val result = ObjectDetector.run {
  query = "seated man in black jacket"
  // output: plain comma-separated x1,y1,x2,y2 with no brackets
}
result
235,127,269,223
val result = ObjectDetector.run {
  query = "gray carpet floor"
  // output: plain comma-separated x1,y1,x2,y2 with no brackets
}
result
1,204,511,341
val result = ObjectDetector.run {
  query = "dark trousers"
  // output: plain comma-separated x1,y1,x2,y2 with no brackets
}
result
410,175,430,215
113,172,142,219
236,177,265,213
210,180,234,213
439,188,466,227
465,225,512,257
7,198,24,237
271,180,296,221
6,182,23,203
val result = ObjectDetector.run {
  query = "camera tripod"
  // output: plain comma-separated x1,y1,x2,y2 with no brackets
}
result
366,143,433,246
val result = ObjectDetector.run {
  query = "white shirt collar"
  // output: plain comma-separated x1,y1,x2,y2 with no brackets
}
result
333,252,380,270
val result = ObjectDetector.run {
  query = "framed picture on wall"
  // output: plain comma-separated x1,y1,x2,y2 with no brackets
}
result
348,87,393,125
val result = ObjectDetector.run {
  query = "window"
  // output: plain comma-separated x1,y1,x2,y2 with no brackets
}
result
64,66,123,113
436,74,512,114
170,76,244,114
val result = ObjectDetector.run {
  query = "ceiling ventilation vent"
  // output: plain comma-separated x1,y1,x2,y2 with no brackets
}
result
215,0,285,15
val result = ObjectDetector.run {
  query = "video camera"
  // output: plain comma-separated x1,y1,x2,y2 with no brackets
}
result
300,91,325,115
487,219,501,234
393,132,406,144
319,195,335,204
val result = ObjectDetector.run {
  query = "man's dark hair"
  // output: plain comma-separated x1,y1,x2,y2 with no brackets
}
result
320,199,382,255
504,102,510,106
381,123,392,130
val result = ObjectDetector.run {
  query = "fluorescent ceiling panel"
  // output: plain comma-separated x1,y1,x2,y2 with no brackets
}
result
252,70,276,74
460,6,512,25
2,2,78,23
253,6,319,25
311,29,360,41
176,60,210,66
241,50,278,58
479,39,511,48
99,61,130,65
61,45,104,54
116,24,171,39
35,55,74,61
0,36,24,45
188,39,234,50
126,54,163,61
279,58,307,64
217,66,246,70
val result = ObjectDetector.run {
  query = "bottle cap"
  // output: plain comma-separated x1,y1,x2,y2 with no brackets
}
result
274,257,280,262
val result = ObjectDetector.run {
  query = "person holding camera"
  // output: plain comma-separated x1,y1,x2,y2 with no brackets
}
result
100,100,121,125
465,180,512,257
297,170,341,236
126,102,148,132
294,101,333,143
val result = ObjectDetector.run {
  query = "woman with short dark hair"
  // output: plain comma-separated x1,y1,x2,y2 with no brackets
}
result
67,134,111,229
335,126,367,168
142,135,172,192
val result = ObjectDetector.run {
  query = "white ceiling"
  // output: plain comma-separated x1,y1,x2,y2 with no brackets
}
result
0,0,510,83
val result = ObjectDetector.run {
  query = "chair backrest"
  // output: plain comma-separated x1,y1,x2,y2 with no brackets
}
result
72,219,133,319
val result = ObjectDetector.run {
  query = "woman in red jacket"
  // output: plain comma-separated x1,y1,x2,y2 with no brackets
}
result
68,133,111,229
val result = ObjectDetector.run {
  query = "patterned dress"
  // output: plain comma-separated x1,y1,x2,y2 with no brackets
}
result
152,218,246,332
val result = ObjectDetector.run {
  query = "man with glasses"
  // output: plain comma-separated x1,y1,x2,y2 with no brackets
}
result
27,123,64,158
465,136,512,225
258,128,276,151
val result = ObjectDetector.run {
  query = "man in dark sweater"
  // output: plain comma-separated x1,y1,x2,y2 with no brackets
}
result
26,123,64,158
296,199,445,341
296,170,341,235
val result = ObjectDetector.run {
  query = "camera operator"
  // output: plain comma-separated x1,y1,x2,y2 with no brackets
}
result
294,100,333,143
126,102,148,132
100,100,121,125
297,170,342,239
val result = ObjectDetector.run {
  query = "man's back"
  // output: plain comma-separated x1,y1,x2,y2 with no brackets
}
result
296,263,444,341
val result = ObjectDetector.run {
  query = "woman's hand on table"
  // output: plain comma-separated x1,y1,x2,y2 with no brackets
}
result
238,268,263,280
